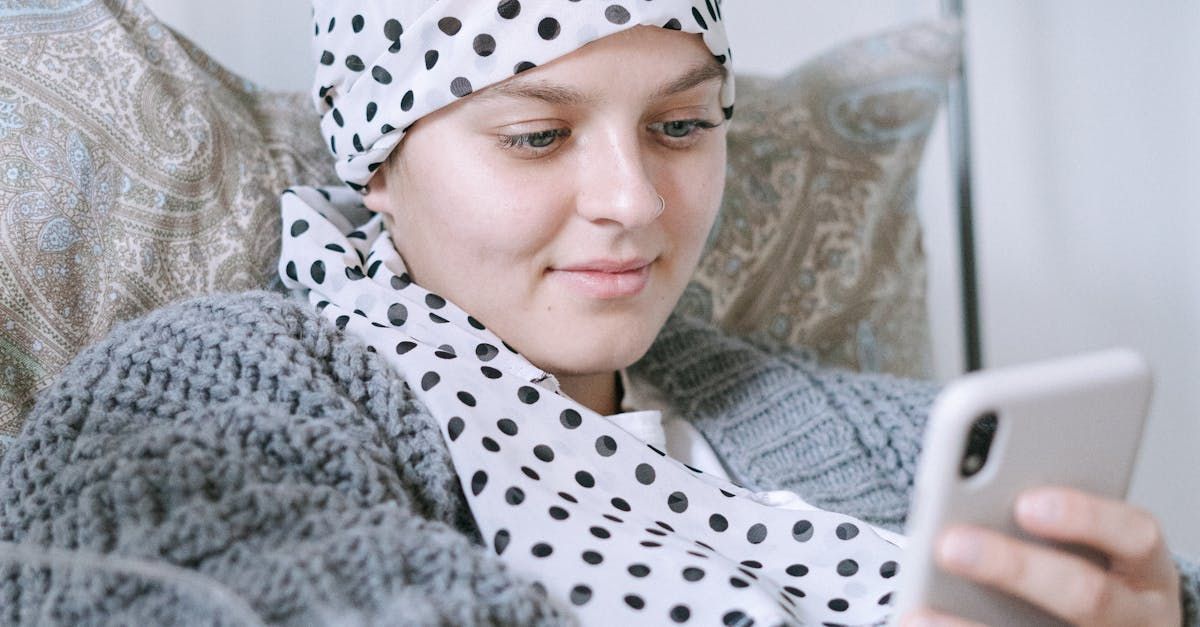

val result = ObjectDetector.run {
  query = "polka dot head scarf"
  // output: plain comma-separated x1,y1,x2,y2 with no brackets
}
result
310,0,737,190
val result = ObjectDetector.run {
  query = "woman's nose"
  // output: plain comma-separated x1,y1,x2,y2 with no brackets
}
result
574,128,663,229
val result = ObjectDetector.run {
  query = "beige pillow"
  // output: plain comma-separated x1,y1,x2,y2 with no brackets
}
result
0,1,955,443
0,2,338,439
679,20,960,379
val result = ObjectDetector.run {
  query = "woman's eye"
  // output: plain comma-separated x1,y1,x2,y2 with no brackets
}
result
499,128,570,150
499,118,720,153
652,119,721,141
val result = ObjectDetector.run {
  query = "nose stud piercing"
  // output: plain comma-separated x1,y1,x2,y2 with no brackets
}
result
654,193,666,218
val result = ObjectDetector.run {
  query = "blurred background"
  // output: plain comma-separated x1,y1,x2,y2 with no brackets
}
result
142,0,1200,556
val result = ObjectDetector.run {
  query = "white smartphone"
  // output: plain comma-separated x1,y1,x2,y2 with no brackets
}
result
890,348,1153,626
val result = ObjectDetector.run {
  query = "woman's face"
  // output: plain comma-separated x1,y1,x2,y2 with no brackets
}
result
363,25,728,379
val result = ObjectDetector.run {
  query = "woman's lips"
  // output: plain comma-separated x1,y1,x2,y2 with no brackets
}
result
548,260,653,299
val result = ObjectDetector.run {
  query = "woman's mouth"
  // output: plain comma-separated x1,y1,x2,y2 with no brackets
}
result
547,258,654,299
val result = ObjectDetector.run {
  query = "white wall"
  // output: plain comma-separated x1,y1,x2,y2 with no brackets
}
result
142,0,312,92
144,0,1199,556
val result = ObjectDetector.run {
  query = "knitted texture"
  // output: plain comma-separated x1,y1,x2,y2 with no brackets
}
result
1,291,1197,624
1183,553,1200,627
630,312,941,534
0,291,572,626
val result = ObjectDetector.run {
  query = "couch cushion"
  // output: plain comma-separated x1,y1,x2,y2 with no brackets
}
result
678,20,959,379
0,1,338,439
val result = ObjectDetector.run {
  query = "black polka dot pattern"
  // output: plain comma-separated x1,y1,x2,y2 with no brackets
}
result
309,0,736,190
533,444,554,462
473,34,497,57
450,77,473,98
497,0,521,20
595,435,617,456
437,16,460,36
605,5,631,25
281,5,899,620
538,17,560,40
570,585,591,605
793,519,814,542
371,66,392,85
560,408,582,429
494,529,510,554
635,463,656,485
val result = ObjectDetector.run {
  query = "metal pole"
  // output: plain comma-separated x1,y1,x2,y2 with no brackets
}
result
941,0,983,372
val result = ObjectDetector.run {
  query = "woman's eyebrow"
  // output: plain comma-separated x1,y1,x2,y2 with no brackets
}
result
472,59,727,107
473,80,592,107
651,59,727,100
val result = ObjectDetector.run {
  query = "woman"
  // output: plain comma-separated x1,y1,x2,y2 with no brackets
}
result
2,1,1196,625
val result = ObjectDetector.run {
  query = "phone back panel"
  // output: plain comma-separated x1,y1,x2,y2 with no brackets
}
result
891,348,1152,626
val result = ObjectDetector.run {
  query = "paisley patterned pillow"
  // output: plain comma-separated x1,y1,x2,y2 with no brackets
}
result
0,0,956,443
0,1,339,440
678,20,960,379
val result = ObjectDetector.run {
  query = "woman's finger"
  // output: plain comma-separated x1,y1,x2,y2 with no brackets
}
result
1014,487,1176,583
936,524,1144,625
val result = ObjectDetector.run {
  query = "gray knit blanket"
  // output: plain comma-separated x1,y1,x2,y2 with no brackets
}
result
1,291,1196,625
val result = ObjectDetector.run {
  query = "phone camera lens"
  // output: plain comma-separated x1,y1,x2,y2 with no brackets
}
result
959,412,998,478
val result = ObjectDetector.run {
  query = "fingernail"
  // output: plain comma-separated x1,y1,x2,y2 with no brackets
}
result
939,529,982,568
1018,491,1061,524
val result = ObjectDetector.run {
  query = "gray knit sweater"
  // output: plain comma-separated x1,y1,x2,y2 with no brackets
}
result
1,291,1196,625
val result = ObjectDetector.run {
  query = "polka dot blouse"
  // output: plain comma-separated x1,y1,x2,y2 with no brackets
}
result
279,186,905,625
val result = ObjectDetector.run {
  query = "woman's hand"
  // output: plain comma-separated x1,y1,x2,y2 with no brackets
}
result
902,486,1182,626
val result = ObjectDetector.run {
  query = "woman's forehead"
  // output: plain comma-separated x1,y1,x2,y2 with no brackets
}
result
465,28,725,109
468,58,726,109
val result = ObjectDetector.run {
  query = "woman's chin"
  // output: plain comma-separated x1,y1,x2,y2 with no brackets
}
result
471,275,684,377
522,320,661,379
